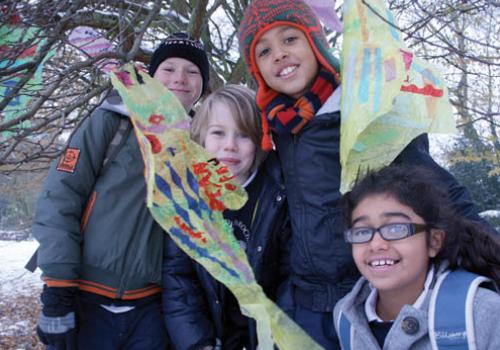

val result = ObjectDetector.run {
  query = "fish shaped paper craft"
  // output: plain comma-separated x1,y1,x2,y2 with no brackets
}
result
110,64,323,350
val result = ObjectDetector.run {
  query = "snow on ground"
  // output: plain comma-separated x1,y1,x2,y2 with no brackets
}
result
0,239,41,296
0,238,44,350
480,210,500,219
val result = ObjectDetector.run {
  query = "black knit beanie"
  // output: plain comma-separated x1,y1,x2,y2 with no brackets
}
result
149,32,210,95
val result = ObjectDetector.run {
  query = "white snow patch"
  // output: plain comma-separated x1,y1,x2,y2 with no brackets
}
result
0,238,43,348
480,210,500,219
0,240,42,296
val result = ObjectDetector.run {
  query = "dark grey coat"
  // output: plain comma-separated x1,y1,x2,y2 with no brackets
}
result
33,101,164,299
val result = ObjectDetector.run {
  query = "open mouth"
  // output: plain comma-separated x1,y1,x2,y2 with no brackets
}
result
278,65,298,77
368,259,400,268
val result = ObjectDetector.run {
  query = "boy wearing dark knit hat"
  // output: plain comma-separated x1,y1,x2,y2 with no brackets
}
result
33,32,209,350
238,0,488,348
149,32,210,113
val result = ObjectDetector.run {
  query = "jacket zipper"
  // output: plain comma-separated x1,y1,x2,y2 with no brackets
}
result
291,129,318,278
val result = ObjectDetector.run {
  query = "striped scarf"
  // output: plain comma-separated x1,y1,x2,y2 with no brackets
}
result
264,68,337,138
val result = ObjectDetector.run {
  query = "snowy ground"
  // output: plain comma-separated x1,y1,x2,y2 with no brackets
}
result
0,238,43,350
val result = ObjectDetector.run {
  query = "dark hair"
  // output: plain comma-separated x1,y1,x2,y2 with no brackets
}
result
341,164,500,285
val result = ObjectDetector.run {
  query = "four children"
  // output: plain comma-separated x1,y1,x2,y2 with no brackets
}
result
32,1,499,349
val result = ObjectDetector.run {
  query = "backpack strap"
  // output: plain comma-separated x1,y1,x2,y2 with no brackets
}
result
79,116,131,233
336,310,353,350
428,269,492,350
99,117,131,175
24,116,132,273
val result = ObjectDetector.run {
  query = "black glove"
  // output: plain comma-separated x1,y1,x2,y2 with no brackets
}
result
37,285,78,350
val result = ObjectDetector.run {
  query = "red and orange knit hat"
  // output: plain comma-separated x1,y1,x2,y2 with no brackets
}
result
238,0,341,149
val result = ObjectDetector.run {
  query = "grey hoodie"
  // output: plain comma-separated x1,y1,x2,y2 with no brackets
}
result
333,263,500,350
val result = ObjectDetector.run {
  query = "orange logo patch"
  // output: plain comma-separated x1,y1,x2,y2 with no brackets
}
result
57,148,80,173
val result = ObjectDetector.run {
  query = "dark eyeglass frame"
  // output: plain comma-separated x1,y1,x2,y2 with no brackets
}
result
344,223,430,244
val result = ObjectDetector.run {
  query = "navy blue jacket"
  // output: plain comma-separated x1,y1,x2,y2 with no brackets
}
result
273,93,489,314
162,152,290,350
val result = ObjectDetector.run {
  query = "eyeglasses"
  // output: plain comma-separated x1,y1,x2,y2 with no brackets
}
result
344,223,429,244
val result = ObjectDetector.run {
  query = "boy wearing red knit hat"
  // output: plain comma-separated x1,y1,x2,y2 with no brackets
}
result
238,0,490,348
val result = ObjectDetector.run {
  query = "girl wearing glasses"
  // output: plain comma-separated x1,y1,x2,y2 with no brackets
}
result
333,164,500,350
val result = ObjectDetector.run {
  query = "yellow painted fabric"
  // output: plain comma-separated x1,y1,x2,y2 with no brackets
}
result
110,64,323,350
340,0,456,192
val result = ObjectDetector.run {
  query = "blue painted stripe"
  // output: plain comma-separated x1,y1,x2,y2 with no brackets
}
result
343,41,358,119
169,227,241,280
185,167,210,217
165,162,202,218
358,48,371,103
155,173,191,225
386,9,400,42
412,61,440,86
373,48,382,113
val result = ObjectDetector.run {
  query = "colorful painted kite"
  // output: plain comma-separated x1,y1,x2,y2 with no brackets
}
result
0,19,55,139
339,0,456,192
110,64,323,350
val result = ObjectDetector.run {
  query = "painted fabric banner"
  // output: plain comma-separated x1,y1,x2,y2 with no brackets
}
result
304,0,343,32
68,26,119,73
0,22,54,138
110,64,323,350
339,0,456,192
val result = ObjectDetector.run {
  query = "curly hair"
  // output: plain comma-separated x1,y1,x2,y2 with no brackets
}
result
341,164,500,285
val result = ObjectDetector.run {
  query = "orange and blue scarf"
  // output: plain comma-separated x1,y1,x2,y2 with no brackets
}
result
263,68,337,147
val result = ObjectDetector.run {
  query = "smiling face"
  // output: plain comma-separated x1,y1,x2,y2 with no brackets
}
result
203,101,257,185
351,193,442,304
153,57,203,111
254,25,319,99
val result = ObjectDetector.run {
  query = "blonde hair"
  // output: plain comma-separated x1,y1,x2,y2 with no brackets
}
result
191,84,267,170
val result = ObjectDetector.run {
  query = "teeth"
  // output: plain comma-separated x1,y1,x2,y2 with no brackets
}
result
370,259,395,267
279,66,297,76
